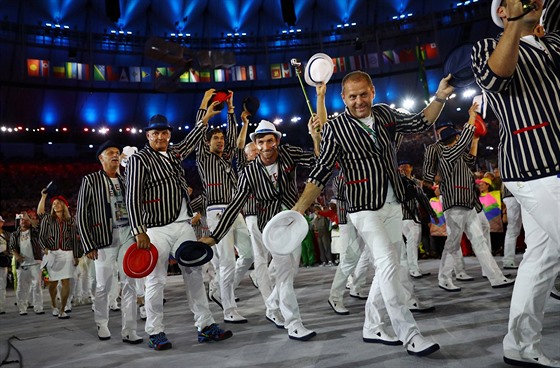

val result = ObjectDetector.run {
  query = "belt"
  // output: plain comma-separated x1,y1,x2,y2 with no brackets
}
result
113,223,129,229
207,204,228,212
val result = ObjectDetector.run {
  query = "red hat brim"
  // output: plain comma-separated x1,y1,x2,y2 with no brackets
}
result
123,243,158,278
474,114,488,137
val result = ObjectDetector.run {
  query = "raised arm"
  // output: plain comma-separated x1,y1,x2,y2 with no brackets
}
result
421,74,455,124
37,189,48,216
237,110,251,149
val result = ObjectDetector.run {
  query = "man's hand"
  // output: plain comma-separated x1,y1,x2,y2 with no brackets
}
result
135,233,151,249
200,88,216,109
308,114,321,138
241,109,251,123
86,249,98,260
316,82,326,97
467,102,480,125
14,253,24,263
191,213,201,225
199,236,216,246
73,258,79,267
435,74,455,100
202,102,222,125
227,90,235,113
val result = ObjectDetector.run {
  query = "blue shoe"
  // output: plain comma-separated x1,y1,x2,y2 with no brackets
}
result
148,332,172,351
198,323,233,343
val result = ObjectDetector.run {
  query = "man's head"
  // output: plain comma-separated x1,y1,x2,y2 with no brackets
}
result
244,142,259,161
398,160,413,177
97,141,121,173
207,128,225,155
145,114,173,152
435,121,454,139
19,212,31,230
341,71,375,119
250,120,282,164
491,0,543,29
439,127,460,146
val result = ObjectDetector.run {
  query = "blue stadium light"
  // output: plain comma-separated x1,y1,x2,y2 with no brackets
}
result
45,23,52,27
170,33,176,36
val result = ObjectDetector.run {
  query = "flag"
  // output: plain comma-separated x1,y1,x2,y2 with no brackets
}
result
189,70,200,83
94,65,106,81
225,68,233,81
41,60,50,77
233,66,246,81
247,65,257,80
335,57,347,73
179,71,189,83
53,64,65,78
129,66,141,82
281,63,291,78
398,48,416,63
27,59,40,77
155,67,167,78
382,50,400,64
119,67,129,82
200,70,212,83
77,63,90,80
214,69,225,82
270,64,282,79
106,66,120,81
367,53,379,68
66,62,78,79
424,43,439,59
141,67,152,83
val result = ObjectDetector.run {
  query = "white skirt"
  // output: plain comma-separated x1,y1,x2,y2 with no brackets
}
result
46,250,74,281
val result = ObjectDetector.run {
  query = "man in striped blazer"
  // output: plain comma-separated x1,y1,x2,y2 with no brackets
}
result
76,141,142,344
293,70,455,357
194,89,253,324
435,104,514,293
473,1,560,366
125,109,232,351
200,116,322,341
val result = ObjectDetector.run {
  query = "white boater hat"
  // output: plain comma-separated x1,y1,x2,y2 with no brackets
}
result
304,53,334,87
249,120,282,142
262,210,308,255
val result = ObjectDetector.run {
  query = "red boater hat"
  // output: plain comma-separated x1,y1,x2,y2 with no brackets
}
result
50,195,69,208
123,243,159,278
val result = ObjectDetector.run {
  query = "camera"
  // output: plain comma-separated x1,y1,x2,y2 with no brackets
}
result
15,213,24,220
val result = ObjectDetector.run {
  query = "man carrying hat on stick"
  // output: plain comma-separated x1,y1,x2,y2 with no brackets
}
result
293,70,457,357
472,0,560,366
125,106,232,351
200,91,322,340
76,141,142,344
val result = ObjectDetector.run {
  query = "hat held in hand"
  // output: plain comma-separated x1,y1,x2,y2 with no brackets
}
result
174,240,213,267
304,53,334,87
123,243,159,278
262,210,308,255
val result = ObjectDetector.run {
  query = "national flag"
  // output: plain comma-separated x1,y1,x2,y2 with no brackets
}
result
281,63,291,78
53,64,65,78
270,64,282,79
129,66,141,82
367,53,379,68
66,62,78,79
155,67,167,78
189,70,200,83
398,48,416,63
94,65,106,81
106,66,120,81
119,67,129,82
27,59,40,77
415,45,430,101
225,68,233,81
167,67,176,77
200,70,212,83
41,60,50,77
233,66,246,81
77,63,90,80
382,50,400,64
141,67,152,83
335,57,346,73
424,43,438,59
214,69,225,82
179,71,189,83
247,65,256,80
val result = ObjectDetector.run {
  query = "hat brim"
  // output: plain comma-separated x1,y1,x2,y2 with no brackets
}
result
262,210,308,255
491,0,504,28
443,43,476,88
304,53,334,87
123,243,159,278
474,114,488,137
249,130,282,142
175,241,213,267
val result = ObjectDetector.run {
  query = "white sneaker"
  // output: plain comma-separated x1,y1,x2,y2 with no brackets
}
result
363,326,402,346
328,297,349,315
122,330,143,344
349,290,368,300
504,349,560,367
288,322,316,341
439,279,461,292
52,307,60,317
405,333,440,357
265,309,285,329
455,272,474,281
224,310,248,324
491,277,515,289
58,312,70,319
97,324,111,340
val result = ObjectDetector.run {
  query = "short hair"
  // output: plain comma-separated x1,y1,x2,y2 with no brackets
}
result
441,134,459,146
206,128,224,141
253,132,279,142
341,71,374,93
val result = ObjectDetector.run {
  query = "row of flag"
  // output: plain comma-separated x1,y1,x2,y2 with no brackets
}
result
26,42,439,83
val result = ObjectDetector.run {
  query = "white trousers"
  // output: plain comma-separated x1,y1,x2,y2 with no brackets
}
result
402,219,421,273
503,176,560,356
478,210,492,254
439,207,505,285
93,226,137,333
145,220,213,335
502,196,522,266
16,264,43,313
207,208,253,314
330,221,365,301
265,246,303,330
349,203,419,344
351,246,372,294
245,215,273,304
